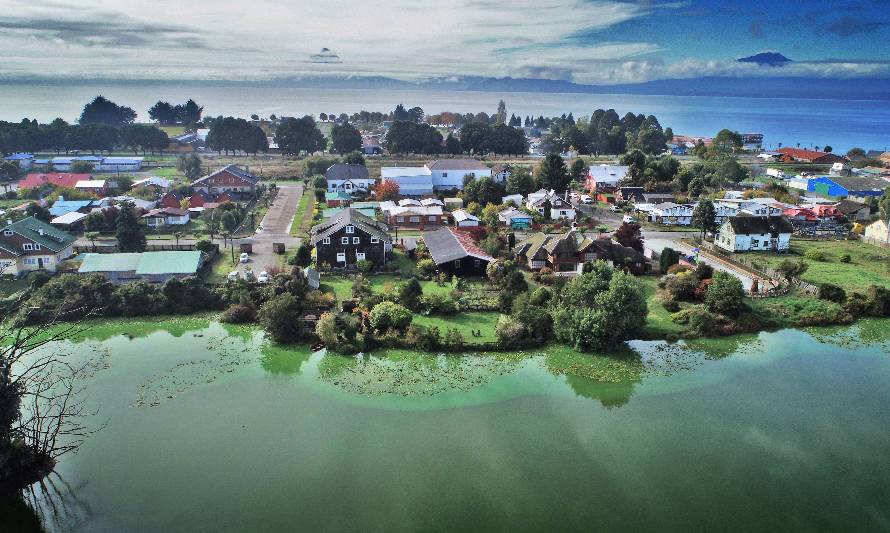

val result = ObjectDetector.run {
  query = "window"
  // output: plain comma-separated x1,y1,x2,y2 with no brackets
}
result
346,225,354,234
3,230,11,236
23,243,33,251
336,253,346,263
474,259,481,268
370,237,379,243
356,252,366,261
322,237,330,245
33,244,40,250
455,259,462,269
397,216,404,223
409,216,420,223
428,216,436,222
341,237,349,244
353,237,360,244
442,172,448,177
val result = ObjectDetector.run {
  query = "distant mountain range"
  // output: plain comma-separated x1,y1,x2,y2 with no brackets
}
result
737,52,792,67
3,71,889,101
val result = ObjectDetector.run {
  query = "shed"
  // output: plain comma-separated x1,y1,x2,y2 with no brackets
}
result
273,242,285,254
240,241,253,253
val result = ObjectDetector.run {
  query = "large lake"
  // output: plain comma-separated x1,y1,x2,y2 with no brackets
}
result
1,83,888,153
8,317,890,532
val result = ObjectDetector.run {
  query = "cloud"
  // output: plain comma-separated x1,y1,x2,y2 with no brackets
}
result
826,16,884,37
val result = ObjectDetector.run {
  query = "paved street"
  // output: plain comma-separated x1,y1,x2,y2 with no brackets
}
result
234,184,302,275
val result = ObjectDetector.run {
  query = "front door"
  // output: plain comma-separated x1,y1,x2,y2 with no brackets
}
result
37,257,44,269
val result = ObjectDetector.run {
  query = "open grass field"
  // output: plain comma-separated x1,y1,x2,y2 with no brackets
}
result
412,311,500,342
637,275,686,338
289,190,312,236
754,239,890,292
319,273,453,302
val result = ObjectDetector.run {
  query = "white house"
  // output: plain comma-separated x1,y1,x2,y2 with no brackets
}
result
0,216,76,275
586,164,629,191
713,203,738,224
716,198,783,217
501,194,524,206
325,163,376,194
98,157,143,172
650,202,694,225
526,189,575,220
426,159,491,189
142,207,190,227
716,216,793,252
380,167,434,196
452,209,480,227
766,168,787,180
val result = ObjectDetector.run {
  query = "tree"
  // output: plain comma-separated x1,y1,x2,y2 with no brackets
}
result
444,134,462,155
614,222,643,252
542,199,552,220
537,153,569,191
176,153,203,181
692,199,717,239
148,101,178,124
847,147,867,160
70,160,94,173
293,243,312,267
776,259,809,286
711,129,742,155
25,202,51,222
78,95,136,126
259,293,306,343
659,247,680,274
343,151,365,166
221,211,239,232
398,278,424,310
506,167,535,195
330,123,362,154
570,158,587,183
369,301,413,333
275,116,326,155
823,145,833,153
180,99,204,123
115,201,146,252
705,271,745,317
495,99,507,125
376,181,400,201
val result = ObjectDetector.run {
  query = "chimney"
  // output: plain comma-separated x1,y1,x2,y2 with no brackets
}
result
6,219,11,226
38,228,44,236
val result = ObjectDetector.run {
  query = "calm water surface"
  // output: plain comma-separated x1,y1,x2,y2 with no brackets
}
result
10,318,890,532
1,84,888,152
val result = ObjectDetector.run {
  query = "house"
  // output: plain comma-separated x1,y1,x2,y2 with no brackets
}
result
713,203,738,224
325,164,375,194
18,173,91,191
420,198,444,207
642,192,675,204
715,216,793,252
142,207,190,227
740,133,763,151
776,148,849,164
188,192,208,209
50,211,89,230
617,187,645,203
422,228,493,277
782,207,819,229
716,198,783,217
111,196,156,211
0,216,76,275
74,179,109,196
501,194,524,206
380,167,434,196
830,162,852,177
325,191,351,207
514,230,649,274
811,204,843,222
648,202,694,225
807,175,889,199
50,156,102,171
499,207,533,229
192,165,258,197
586,164,628,192
380,203,446,229
834,200,871,222
426,159,492,189
159,191,183,209
310,208,392,267
491,164,513,183
526,189,575,220
78,251,202,283
452,209,479,227
398,199,422,207
5,153,34,169
131,176,170,192
864,219,889,244
766,168,787,180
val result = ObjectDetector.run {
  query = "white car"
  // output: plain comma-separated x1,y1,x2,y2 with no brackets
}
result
257,271,269,283
227,271,240,282
239,252,249,263
623,215,635,224
580,195,593,204
610,205,621,212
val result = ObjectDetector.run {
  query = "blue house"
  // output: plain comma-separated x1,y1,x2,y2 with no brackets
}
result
49,197,98,217
807,175,888,198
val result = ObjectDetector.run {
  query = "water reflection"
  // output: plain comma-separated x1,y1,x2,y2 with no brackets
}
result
260,343,313,375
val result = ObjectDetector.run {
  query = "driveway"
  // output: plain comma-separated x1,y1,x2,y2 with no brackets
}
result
234,184,302,275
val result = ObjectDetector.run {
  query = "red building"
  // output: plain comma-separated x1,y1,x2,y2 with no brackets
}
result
18,173,91,190
191,165,258,197
159,191,183,209
776,148,849,164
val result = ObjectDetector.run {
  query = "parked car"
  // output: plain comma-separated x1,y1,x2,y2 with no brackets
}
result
610,205,621,212
239,252,249,263
623,215,635,223
580,195,593,204
227,271,240,282
257,271,269,283
243,268,255,282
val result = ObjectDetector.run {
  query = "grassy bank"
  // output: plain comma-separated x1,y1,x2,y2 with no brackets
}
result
754,240,890,291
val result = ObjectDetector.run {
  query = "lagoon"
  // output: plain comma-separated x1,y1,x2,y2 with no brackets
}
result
9,317,890,532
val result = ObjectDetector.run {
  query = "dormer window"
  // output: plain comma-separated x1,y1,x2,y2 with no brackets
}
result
345,225,354,234
3,230,12,236
23,243,33,251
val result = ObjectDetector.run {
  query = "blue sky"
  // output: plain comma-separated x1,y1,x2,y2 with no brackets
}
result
0,0,887,84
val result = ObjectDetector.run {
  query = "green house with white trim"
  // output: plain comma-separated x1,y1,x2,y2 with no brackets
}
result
78,251,202,283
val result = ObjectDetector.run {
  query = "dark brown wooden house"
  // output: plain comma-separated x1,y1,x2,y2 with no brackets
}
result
422,228,493,277
310,208,392,268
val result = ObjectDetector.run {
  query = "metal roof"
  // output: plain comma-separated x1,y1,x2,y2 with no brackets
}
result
78,251,201,275
423,228,493,265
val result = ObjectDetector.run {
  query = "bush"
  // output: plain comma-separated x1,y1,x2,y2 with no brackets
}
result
818,283,846,303
315,312,365,354
416,258,436,279
356,259,373,273
398,278,424,310
804,249,825,261
866,285,890,316
839,253,852,263
659,247,680,273
694,263,714,281
442,328,464,351
406,324,441,351
664,273,699,301
662,299,680,312
259,293,307,343
369,301,412,333
220,303,256,324
421,293,458,315
666,263,690,275
671,307,717,337
705,272,745,317
843,292,870,318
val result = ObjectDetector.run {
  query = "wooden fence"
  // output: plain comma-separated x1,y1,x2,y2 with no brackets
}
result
75,243,217,254
861,236,890,249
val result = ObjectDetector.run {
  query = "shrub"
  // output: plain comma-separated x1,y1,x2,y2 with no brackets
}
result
529,287,552,306
843,292,870,318
804,249,825,261
664,273,699,301
416,258,436,279
666,263,690,275
662,299,680,312
865,285,890,316
659,247,680,274
221,303,256,324
495,317,527,348
259,293,307,343
839,253,852,263
818,283,846,303
694,263,714,281
398,278,424,310
356,259,373,273
369,301,412,333
671,307,717,336
406,324,441,351
442,328,464,351
421,293,458,315
705,272,745,317
315,312,365,354
305,290,336,309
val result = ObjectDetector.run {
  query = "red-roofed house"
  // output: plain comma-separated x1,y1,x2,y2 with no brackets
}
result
811,204,843,221
159,192,183,209
188,193,207,208
192,165,258,196
776,148,848,164
18,173,91,190
783,207,818,229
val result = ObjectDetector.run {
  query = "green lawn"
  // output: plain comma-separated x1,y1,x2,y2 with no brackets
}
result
412,311,501,342
754,240,890,292
320,274,453,302
149,167,184,180
289,190,311,236
637,276,686,338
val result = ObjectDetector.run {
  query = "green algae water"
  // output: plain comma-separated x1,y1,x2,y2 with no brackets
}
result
9,318,890,532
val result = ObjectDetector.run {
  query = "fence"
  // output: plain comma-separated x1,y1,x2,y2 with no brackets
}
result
75,243,216,253
699,241,817,296
862,236,890,249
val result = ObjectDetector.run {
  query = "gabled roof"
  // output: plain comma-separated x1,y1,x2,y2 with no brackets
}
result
79,251,201,275
143,207,188,218
18,173,91,190
834,199,868,215
192,165,258,186
452,209,478,222
725,216,793,235
310,208,391,245
426,159,490,171
423,228,493,265
132,176,170,189
325,163,370,181
777,147,848,162
1,216,76,252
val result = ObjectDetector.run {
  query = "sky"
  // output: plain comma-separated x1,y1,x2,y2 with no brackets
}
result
0,0,888,85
